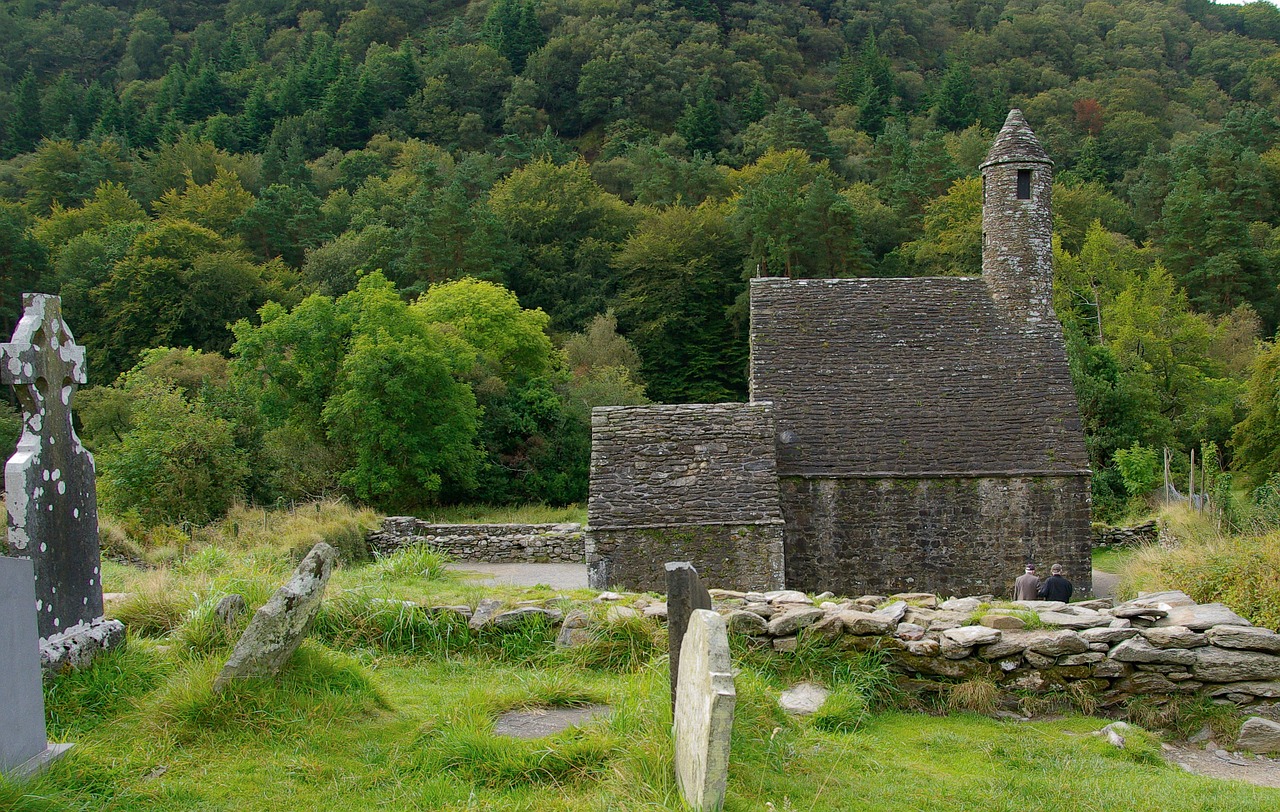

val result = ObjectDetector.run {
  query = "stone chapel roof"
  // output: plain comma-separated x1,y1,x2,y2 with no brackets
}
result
981,108,1053,168
749,277,1090,478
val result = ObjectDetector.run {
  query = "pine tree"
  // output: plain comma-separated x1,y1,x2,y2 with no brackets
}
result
4,69,43,156
933,60,979,131
676,80,721,155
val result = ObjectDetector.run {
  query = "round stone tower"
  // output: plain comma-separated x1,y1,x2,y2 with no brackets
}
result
980,109,1055,333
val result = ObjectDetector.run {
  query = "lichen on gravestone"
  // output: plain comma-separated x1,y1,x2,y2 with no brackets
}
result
1,294,104,644
673,608,735,812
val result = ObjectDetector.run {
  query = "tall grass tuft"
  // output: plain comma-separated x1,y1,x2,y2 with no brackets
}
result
946,677,1001,715
313,592,470,655
108,570,198,636
44,644,173,737
369,544,450,581
1125,694,1244,741
1119,505,1280,627
143,642,386,742
552,614,662,672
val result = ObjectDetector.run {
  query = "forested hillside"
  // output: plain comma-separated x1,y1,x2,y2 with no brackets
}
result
3,0,1280,522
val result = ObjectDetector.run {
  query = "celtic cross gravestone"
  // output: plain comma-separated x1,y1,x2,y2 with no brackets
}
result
2,293,103,642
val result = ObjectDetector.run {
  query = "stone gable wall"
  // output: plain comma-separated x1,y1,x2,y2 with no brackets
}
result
369,519,585,563
781,475,1093,598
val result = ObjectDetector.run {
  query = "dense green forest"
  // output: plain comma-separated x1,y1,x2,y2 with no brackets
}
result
3,0,1280,523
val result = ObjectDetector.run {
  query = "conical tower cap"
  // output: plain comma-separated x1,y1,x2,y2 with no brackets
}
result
980,109,1053,168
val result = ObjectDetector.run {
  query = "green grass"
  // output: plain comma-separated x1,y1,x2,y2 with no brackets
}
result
1092,544,1142,574
20,500,1278,809
413,502,587,525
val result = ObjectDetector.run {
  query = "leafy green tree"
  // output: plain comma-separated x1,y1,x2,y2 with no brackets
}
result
895,176,981,276
1114,443,1161,496
1233,336,1280,483
483,0,545,74
0,203,50,337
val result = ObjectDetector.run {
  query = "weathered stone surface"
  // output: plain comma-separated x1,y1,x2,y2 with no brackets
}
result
556,610,592,648
1130,590,1196,607
1206,682,1280,699
939,597,981,612
1192,647,1280,682
1037,610,1111,629
1091,659,1130,679
3,295,104,645
1154,603,1251,631
897,653,992,679
494,704,611,739
40,617,124,675
215,594,247,627
1138,626,1207,649
838,610,895,636
491,607,563,629
1206,625,1280,654
1114,671,1179,694
644,602,669,620
2,556,73,776
605,606,637,623
873,601,908,625
723,610,769,636
673,610,734,812
903,639,941,656
895,622,926,641
779,682,829,716
469,598,504,630
1109,637,1196,666
803,613,844,642
1013,600,1066,612
767,606,824,637
1072,599,1113,611
1025,651,1055,668
890,593,938,608
944,626,1002,647
772,635,798,653
1236,718,1280,755
668,562,714,709
765,590,812,605
980,614,1026,630
1079,627,1138,645
1112,605,1167,620
940,637,974,659
213,542,336,691
1019,630,1089,656
1058,652,1105,666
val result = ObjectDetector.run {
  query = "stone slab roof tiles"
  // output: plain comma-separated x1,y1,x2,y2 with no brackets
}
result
749,277,1090,478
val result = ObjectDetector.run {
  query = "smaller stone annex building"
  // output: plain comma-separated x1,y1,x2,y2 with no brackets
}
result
587,110,1092,598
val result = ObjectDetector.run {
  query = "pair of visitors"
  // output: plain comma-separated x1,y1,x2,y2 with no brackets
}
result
1012,563,1073,602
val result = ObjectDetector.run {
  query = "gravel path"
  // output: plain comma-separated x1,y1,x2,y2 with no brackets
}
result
447,562,589,589
1091,568,1120,600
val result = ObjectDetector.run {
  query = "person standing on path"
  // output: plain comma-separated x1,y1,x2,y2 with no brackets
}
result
1039,563,1074,602
1013,564,1041,601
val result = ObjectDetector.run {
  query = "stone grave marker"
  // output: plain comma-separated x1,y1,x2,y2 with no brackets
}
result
0,556,72,777
214,542,337,691
2,294,103,642
673,608,735,812
667,561,712,710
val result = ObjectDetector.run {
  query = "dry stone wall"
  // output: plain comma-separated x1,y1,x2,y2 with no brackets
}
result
586,403,785,592
781,475,1093,598
369,518,585,563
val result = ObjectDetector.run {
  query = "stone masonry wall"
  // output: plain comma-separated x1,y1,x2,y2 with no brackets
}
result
781,475,1093,598
368,518,584,563
587,402,785,593
586,524,785,593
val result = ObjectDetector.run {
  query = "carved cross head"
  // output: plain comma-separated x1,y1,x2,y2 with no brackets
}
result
1,294,87,441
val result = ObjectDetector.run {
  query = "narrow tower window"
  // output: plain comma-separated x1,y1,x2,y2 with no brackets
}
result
1016,168,1032,199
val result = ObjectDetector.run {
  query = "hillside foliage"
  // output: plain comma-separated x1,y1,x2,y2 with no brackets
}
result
4,0,1280,519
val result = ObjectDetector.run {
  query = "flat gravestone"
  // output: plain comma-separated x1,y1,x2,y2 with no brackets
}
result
0,556,72,777
673,608,735,812
667,561,712,710
213,542,337,691
2,294,102,642
492,704,612,739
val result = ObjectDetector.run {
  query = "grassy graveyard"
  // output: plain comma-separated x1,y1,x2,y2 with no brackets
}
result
3,502,1280,811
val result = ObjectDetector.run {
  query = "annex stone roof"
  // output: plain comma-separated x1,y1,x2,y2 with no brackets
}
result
749,276,1090,478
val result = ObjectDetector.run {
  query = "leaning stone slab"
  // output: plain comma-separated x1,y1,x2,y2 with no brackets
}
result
873,600,907,625
943,626,1001,647
1192,647,1280,683
674,609,735,812
1206,625,1280,654
556,610,592,648
668,562,713,709
1110,637,1196,666
1154,603,1251,631
723,609,769,636
1236,717,1280,755
213,542,336,691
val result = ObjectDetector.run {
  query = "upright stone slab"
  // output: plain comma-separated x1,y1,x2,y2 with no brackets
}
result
0,557,72,777
2,294,102,642
667,561,712,710
673,608,735,812
213,542,337,691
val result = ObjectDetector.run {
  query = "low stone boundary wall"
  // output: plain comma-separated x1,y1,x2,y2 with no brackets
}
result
1094,520,1159,547
368,518,585,563
429,586,1280,709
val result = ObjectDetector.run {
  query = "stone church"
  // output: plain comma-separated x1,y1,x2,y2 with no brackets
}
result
587,110,1092,598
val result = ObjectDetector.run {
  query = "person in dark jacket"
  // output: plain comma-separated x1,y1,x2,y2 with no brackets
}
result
1039,563,1073,602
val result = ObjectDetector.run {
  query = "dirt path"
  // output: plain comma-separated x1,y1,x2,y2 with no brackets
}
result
1091,568,1120,600
447,562,588,589
1161,743,1280,789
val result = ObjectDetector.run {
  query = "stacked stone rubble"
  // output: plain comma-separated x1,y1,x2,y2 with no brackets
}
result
368,519,585,563
1093,521,1159,548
